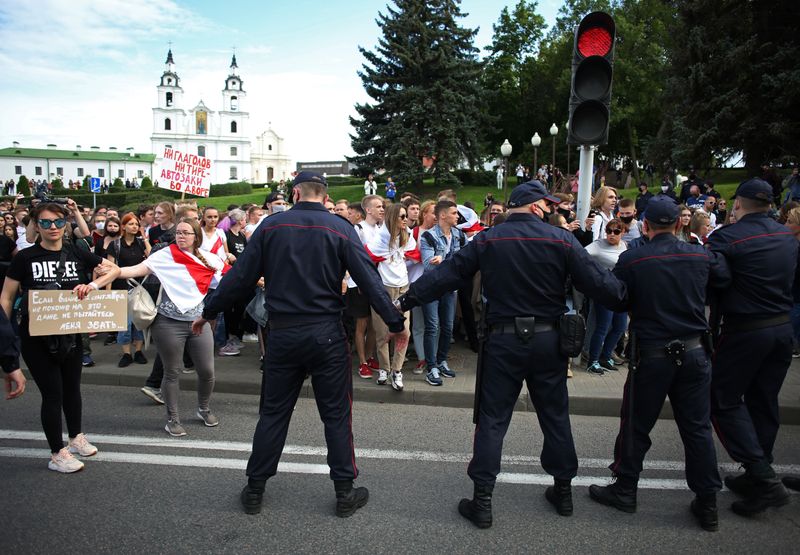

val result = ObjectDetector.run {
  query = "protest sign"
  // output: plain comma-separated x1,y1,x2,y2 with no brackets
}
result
156,147,213,197
27,290,128,336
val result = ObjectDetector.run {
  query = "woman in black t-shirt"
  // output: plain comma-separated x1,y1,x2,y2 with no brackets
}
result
107,213,151,367
148,201,176,246
0,202,120,474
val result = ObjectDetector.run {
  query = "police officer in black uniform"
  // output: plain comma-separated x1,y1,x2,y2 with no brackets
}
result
194,172,406,517
587,196,730,531
706,178,799,516
397,181,626,528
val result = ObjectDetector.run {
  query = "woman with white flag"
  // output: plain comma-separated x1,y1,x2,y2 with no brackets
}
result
365,203,418,391
119,217,224,437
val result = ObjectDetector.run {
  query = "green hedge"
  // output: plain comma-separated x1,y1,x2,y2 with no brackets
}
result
209,181,252,197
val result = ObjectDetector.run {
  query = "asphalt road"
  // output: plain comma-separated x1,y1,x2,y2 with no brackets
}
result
1,384,799,554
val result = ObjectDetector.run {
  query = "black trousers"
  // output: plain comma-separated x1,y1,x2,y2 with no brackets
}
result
21,335,84,453
711,323,793,465
468,330,577,486
610,347,721,495
246,320,357,482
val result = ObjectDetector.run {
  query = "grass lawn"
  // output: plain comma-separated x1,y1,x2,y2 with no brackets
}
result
199,182,741,212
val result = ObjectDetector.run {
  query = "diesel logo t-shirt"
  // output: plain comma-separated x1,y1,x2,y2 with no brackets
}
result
7,244,103,291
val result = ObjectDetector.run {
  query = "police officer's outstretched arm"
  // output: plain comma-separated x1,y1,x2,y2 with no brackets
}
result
705,233,733,289
568,236,627,310
343,228,405,332
401,241,480,310
194,228,265,334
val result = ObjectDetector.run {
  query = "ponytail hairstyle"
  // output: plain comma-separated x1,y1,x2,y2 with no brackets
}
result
177,217,215,270
384,202,409,248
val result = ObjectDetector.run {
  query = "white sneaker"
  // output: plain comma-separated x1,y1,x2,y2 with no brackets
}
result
377,369,388,385
218,341,241,356
68,433,98,457
391,371,404,391
242,333,259,343
48,447,85,473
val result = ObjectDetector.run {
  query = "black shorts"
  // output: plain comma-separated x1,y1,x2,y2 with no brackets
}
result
345,287,370,319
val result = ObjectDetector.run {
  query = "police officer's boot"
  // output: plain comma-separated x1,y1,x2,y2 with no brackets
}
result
545,478,573,516
690,493,718,532
588,475,637,513
782,476,800,492
458,483,493,529
730,461,790,517
334,479,369,518
240,478,266,515
724,466,759,498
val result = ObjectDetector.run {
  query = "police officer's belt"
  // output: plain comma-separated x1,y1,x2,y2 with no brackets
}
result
721,314,790,334
489,321,557,335
638,336,703,359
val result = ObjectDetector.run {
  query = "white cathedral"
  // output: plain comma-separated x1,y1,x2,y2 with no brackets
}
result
150,50,292,185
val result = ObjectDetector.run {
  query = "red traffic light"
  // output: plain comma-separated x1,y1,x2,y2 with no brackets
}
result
578,27,613,57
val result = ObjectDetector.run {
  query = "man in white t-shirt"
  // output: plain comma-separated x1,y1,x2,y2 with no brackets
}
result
697,195,718,230
347,194,384,379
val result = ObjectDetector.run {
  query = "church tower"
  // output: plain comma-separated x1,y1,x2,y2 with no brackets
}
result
153,48,185,138
221,54,247,137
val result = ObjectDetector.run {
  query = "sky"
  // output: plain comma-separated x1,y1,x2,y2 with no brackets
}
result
0,0,561,164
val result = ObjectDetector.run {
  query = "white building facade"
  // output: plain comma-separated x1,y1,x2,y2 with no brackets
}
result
251,126,293,183
150,50,252,185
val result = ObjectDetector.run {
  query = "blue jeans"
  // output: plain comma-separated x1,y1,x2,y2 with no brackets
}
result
588,304,627,361
791,302,800,346
117,318,144,345
422,291,456,368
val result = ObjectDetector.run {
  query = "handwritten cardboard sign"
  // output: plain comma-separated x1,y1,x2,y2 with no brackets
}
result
156,147,213,197
27,290,128,336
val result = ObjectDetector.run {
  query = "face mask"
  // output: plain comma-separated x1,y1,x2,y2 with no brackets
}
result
661,186,669,193
271,204,287,213
105,228,120,237
557,208,571,219
95,221,105,231
619,215,634,224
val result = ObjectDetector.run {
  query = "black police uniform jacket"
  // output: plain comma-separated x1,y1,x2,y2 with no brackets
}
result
407,212,626,323
202,201,403,332
611,233,731,342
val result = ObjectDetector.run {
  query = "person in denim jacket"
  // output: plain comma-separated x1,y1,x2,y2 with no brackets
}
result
418,200,465,386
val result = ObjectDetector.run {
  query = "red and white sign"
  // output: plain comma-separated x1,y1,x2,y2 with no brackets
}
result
156,147,213,197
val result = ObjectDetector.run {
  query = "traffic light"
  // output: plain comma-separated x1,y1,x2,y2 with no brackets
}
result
567,12,615,145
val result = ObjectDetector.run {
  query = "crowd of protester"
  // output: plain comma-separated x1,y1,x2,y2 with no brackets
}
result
1,164,800,473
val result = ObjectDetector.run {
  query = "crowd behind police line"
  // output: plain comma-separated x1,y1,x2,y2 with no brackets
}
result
1,170,799,525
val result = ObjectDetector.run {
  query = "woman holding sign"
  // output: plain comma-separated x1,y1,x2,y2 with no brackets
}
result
0,202,120,473
118,217,224,437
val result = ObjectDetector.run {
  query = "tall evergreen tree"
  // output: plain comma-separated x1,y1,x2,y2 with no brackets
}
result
349,0,489,187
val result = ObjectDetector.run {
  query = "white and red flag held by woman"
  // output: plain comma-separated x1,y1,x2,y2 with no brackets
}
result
144,244,224,313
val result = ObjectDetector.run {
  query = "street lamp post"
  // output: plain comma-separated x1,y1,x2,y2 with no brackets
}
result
501,139,512,204
531,133,541,178
550,123,558,173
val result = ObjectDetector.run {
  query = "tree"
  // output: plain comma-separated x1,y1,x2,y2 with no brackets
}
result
653,0,800,174
17,175,30,196
480,1,546,158
111,178,124,191
141,176,153,188
349,0,490,187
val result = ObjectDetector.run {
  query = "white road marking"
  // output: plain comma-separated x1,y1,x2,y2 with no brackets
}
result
2,429,800,474
497,473,692,491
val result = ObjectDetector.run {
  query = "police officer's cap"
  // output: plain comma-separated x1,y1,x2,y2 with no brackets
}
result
292,171,328,188
733,178,773,202
507,180,560,208
645,195,680,225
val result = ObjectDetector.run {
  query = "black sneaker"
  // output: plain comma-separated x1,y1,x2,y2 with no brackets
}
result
133,351,148,364
118,353,133,368
104,334,117,346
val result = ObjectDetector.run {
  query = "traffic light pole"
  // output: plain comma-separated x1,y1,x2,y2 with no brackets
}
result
576,145,595,227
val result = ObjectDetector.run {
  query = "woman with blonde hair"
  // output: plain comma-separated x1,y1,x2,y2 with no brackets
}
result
148,201,176,246
589,186,618,240
366,202,417,390
119,217,224,436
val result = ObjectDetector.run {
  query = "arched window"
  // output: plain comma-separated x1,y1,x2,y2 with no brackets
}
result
231,96,238,111
230,121,238,133
164,118,171,131
166,92,173,106
198,145,206,157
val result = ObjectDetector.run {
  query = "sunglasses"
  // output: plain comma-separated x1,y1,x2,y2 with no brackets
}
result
38,218,67,229
606,228,622,235
399,214,407,219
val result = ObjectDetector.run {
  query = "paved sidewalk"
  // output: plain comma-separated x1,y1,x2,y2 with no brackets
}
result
67,334,800,423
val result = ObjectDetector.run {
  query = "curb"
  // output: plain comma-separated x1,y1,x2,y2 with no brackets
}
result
77,370,800,425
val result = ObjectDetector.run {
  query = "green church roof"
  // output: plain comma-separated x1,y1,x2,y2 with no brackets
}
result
0,147,156,163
